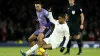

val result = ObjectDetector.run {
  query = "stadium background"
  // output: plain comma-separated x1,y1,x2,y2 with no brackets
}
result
0,0,100,48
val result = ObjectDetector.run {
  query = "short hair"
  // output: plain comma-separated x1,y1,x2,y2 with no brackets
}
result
34,1,42,5
58,14,66,19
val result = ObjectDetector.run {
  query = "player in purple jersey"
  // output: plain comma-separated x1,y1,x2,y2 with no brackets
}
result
28,1,52,47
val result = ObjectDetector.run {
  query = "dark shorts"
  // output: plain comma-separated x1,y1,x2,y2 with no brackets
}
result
33,28,51,38
67,23,80,36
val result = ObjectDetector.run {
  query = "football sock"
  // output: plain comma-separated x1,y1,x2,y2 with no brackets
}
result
77,39,82,53
26,44,38,55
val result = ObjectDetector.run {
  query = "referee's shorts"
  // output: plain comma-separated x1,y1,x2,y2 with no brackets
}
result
67,23,80,36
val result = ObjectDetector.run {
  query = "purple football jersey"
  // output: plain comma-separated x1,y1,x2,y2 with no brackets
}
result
36,9,49,27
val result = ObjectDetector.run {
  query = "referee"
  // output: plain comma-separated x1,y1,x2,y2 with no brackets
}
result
60,0,84,55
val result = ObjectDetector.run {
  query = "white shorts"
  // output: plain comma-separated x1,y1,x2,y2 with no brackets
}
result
43,37,61,49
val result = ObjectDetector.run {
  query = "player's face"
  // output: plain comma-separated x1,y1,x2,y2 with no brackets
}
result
35,4,42,11
68,0,75,5
58,16,65,24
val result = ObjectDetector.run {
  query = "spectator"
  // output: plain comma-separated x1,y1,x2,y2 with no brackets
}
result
94,28,100,41
88,31,95,41
1,20,7,42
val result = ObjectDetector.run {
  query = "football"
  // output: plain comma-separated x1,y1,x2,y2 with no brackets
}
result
36,48,45,56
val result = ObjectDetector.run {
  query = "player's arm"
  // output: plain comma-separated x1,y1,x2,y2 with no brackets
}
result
47,12,56,24
63,27,70,48
60,26,70,52
43,9,52,27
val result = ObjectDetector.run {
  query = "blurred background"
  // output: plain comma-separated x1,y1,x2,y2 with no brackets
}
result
0,0,100,47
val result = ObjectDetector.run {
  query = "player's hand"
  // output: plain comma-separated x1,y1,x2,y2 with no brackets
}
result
80,24,84,30
40,26,46,31
60,47,65,52
48,7,52,12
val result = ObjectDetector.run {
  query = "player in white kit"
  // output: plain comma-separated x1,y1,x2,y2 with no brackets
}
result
20,12,70,56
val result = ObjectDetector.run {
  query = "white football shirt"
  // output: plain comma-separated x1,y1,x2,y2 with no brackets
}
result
47,12,70,47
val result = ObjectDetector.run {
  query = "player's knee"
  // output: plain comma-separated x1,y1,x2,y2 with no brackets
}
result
37,42,43,47
39,33,44,37
38,39,44,47
38,38,43,43
38,33,44,39
37,37,42,42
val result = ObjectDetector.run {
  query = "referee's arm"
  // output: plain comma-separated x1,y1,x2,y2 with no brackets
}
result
80,13,84,25
47,12,56,24
80,9,84,29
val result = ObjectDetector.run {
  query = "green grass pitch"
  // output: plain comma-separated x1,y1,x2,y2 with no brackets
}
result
0,47,100,56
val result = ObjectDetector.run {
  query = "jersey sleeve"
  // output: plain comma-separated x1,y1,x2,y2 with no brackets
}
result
45,22,52,27
44,9,49,17
78,6,83,14
47,12,56,24
79,8,83,14
43,9,52,27
63,26,70,47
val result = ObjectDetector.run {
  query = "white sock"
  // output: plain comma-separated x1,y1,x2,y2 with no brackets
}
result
26,44,38,55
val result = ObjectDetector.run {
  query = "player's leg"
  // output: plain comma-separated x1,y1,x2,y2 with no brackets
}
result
28,27,48,47
37,33,45,47
27,37,53,56
20,34,46,56
28,34,37,47
27,34,46,55
20,28,52,56
24,29,51,56
42,44,52,50
37,27,53,46
36,27,53,47
28,29,41,47
20,44,40,56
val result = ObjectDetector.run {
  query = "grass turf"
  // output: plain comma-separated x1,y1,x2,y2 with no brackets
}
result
0,47,100,56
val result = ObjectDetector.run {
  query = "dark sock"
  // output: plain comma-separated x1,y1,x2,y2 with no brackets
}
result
77,39,82,53
67,39,71,52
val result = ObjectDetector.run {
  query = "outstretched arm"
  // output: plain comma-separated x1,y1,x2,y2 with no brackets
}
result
47,12,56,24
